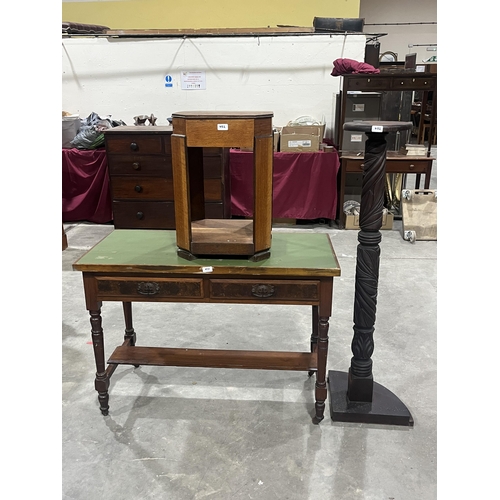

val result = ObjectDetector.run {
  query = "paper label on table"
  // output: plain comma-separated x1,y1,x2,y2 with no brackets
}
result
217,124,228,130
288,140,311,147
350,134,363,143
371,125,384,132
202,266,213,273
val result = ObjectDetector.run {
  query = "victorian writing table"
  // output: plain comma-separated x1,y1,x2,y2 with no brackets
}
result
73,230,341,424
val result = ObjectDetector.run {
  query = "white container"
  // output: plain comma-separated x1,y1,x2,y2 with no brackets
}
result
62,115,80,148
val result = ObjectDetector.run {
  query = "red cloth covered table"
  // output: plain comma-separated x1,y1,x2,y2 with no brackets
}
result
62,148,113,224
230,150,340,220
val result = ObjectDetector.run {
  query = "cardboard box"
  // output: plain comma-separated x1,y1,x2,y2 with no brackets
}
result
345,212,394,230
280,124,325,152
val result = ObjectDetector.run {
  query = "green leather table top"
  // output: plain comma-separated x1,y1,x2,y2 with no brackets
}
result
73,230,341,277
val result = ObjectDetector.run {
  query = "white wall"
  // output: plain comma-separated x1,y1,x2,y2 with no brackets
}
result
360,0,437,63
62,34,366,140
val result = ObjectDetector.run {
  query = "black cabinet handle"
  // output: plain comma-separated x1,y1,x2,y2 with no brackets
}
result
130,142,138,151
135,185,142,193
136,212,144,220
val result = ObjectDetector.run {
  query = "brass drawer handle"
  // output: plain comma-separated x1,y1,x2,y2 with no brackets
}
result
135,185,143,193
130,142,138,151
132,162,140,170
360,163,364,170
409,164,415,169
137,282,159,295
251,284,275,298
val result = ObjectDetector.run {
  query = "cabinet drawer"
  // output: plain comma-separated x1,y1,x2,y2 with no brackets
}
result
107,154,172,176
186,119,255,148
344,158,431,174
111,177,174,200
112,201,175,229
105,135,170,155
204,178,223,202
204,202,227,219
385,159,431,173
345,77,392,90
209,279,320,302
393,77,436,90
202,155,224,178
95,277,203,300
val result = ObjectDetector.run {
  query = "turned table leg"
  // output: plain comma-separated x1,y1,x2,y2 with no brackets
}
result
90,308,109,415
308,306,319,377
313,315,329,424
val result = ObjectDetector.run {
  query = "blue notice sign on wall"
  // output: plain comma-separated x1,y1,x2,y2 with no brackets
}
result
165,75,173,88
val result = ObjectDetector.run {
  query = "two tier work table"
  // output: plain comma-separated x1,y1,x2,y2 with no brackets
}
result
73,230,341,424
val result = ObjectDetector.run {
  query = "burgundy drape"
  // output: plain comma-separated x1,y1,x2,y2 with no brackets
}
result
230,150,340,220
62,148,113,223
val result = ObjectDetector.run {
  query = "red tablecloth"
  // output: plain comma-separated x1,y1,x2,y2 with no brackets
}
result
62,148,113,223
230,150,340,220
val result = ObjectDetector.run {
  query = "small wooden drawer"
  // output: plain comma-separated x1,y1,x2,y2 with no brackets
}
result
186,119,255,148
95,277,204,300
203,156,225,178
204,178,223,202
111,177,174,200
204,202,226,219
345,77,391,90
107,154,172,176
394,77,435,90
344,158,431,174
209,279,320,302
385,159,432,173
112,201,175,229
105,135,169,155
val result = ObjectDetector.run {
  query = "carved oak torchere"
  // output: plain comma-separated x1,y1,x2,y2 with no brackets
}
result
328,121,414,426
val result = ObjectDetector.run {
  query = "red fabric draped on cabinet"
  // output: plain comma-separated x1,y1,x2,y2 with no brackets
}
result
230,150,340,220
62,148,113,223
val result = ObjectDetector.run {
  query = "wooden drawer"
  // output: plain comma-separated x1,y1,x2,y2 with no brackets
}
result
209,279,320,302
107,154,172,176
345,76,392,90
204,178,223,202
112,201,175,229
111,177,174,200
95,277,203,300
203,155,225,178
344,158,431,174
392,77,436,90
105,135,170,155
185,119,255,148
385,159,432,173
204,202,227,219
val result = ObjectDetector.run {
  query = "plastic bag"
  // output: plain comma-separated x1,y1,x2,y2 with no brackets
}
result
70,112,126,149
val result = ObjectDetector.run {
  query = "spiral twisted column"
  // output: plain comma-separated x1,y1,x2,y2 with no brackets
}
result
347,122,412,404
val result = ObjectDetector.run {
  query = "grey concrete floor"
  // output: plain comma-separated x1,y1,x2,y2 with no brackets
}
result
62,155,437,500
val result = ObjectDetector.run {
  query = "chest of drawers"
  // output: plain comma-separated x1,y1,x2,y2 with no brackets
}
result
104,126,230,229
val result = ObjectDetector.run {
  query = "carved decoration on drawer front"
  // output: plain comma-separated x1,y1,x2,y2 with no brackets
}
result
251,284,275,298
137,282,160,295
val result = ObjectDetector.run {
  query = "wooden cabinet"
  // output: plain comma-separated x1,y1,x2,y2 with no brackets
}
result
171,111,273,261
334,73,437,229
337,154,434,229
104,126,230,229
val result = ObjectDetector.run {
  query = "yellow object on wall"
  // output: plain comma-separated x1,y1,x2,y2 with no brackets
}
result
62,0,361,30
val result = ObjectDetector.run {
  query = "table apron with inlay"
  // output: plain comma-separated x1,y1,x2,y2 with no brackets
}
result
81,270,334,423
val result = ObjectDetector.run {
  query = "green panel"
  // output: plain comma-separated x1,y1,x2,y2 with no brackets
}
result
73,230,340,275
